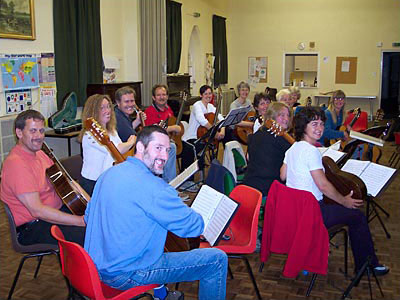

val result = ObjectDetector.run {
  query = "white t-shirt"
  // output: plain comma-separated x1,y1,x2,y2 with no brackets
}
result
284,141,324,201
81,131,122,180
253,118,262,132
183,101,224,141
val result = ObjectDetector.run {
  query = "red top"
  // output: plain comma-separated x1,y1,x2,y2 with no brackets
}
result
144,104,174,126
1,144,62,226
261,181,329,278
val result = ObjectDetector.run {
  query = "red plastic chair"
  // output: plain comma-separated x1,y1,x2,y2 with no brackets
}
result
344,111,368,132
199,185,262,300
50,225,158,300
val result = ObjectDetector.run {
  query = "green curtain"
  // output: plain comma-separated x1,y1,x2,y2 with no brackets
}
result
166,0,182,74
212,15,228,87
53,0,103,108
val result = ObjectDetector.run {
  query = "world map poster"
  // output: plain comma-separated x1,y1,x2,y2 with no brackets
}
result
0,54,39,91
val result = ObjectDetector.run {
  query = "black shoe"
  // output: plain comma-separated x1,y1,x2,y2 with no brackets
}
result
372,265,390,276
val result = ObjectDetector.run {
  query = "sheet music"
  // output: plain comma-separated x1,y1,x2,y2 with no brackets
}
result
359,163,396,197
169,160,199,189
341,159,370,176
317,147,346,163
341,159,396,197
204,196,239,246
191,185,222,228
350,130,384,147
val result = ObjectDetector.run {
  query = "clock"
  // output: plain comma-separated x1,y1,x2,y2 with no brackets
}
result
297,42,306,51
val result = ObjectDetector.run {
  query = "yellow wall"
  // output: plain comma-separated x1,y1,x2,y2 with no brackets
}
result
226,0,400,108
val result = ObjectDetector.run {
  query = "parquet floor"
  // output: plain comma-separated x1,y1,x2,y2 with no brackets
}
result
1,142,399,300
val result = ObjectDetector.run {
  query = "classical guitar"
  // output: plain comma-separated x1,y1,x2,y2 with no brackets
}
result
84,117,197,252
167,91,187,155
330,107,361,149
197,87,223,146
84,117,126,164
234,111,263,145
264,119,367,205
42,143,88,216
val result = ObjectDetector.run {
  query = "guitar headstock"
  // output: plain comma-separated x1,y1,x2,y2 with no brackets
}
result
85,117,111,145
158,119,168,130
179,90,188,102
375,109,384,122
264,119,285,137
353,107,361,119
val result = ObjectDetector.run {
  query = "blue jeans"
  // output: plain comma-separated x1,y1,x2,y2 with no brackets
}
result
101,248,228,300
163,142,177,183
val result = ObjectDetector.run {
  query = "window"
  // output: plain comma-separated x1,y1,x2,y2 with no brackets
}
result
283,53,319,88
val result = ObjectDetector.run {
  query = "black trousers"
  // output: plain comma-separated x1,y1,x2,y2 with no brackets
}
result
319,202,379,271
17,205,86,246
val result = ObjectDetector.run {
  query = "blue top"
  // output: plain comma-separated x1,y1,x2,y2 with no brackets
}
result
114,106,136,142
84,157,204,278
319,109,345,143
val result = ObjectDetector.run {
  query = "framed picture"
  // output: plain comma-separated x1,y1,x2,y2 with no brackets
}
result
0,0,36,40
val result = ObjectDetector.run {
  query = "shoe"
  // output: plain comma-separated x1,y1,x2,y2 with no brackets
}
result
372,265,390,276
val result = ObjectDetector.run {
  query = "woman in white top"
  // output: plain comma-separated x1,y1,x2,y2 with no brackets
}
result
280,106,389,276
181,85,225,173
79,94,136,195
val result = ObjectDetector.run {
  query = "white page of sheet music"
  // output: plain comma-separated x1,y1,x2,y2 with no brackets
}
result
359,163,396,197
341,159,370,176
204,196,238,246
191,185,222,229
323,148,346,163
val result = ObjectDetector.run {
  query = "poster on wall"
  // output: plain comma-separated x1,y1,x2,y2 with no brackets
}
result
0,54,39,91
248,56,268,85
5,89,32,114
39,85,57,118
38,53,56,83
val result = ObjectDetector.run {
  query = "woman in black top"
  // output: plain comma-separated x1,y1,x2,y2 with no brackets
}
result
242,102,292,197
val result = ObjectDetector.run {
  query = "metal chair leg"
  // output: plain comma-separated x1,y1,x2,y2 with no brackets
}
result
228,264,234,279
306,273,318,297
33,256,44,278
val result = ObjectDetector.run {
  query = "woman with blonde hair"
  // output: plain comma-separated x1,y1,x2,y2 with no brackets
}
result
79,94,136,195
243,102,292,198
319,89,350,144
276,89,292,107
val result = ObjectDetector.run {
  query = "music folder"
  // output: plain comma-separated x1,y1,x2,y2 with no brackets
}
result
222,105,253,128
190,185,240,246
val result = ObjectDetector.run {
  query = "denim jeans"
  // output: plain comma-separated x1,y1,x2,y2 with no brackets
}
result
101,248,228,300
163,142,177,183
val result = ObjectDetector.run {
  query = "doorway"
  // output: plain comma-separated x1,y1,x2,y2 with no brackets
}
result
188,26,201,95
380,51,400,118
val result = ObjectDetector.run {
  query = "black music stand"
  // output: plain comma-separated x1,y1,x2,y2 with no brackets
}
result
193,106,252,181
341,256,384,300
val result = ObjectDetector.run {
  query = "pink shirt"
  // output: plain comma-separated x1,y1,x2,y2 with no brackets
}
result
1,144,62,226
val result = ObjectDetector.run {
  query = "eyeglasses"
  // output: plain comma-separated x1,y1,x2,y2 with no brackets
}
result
333,97,345,102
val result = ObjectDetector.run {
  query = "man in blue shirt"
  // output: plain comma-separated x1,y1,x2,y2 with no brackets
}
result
84,125,228,300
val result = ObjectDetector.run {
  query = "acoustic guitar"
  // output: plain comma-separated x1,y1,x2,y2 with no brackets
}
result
84,117,198,252
167,91,187,156
42,142,88,216
264,119,367,205
329,107,361,149
234,112,263,145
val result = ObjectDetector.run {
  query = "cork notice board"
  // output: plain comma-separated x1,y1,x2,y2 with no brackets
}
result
248,57,268,83
335,57,357,84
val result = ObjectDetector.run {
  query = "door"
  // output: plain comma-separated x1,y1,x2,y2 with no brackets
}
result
380,51,400,118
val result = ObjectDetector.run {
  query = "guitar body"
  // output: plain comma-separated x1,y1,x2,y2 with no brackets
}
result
42,143,88,216
329,108,362,149
164,232,200,252
322,156,367,204
168,116,185,155
197,112,219,147
234,111,256,145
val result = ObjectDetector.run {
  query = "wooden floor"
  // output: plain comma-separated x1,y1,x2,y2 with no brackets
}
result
1,142,399,300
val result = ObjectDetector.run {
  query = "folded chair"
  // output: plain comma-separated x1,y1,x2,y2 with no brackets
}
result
51,225,158,300
199,185,263,300
3,202,59,300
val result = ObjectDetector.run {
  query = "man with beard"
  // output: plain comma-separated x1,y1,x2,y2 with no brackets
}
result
84,125,228,300
1,110,86,246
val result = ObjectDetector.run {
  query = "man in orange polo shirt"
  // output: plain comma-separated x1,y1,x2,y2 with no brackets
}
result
1,110,86,246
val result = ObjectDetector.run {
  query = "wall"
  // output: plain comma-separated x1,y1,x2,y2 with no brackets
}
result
227,0,400,110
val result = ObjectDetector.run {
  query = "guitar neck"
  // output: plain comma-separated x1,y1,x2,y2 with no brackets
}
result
106,140,126,164
176,94,186,125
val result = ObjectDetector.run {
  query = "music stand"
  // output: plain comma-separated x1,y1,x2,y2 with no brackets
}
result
194,106,252,180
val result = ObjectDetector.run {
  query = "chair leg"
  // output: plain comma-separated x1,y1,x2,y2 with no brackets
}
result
8,256,29,300
306,274,318,297
228,264,234,279
344,230,348,276
33,256,44,278
229,255,262,300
